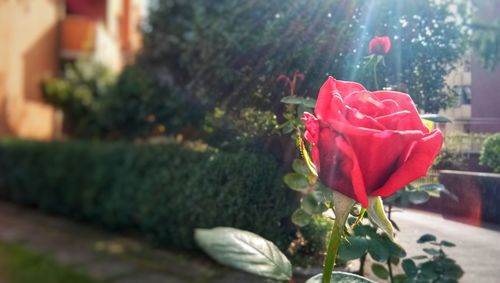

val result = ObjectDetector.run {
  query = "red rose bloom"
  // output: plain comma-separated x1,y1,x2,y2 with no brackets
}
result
368,36,391,55
303,77,442,207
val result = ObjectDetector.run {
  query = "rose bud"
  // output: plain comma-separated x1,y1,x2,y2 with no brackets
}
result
368,36,391,55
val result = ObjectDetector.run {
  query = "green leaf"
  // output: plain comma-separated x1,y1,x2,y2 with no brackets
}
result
412,255,428,260
367,197,394,240
280,96,317,108
417,234,437,244
402,259,418,276
368,238,390,261
280,96,303,104
419,261,439,280
438,258,464,279
283,173,309,192
440,240,456,247
302,98,317,108
292,209,312,227
302,193,327,214
385,237,407,258
293,159,311,176
393,274,409,283
423,248,441,256
371,263,389,279
195,227,292,281
314,181,334,201
417,183,445,193
338,236,369,261
408,191,430,204
306,271,376,283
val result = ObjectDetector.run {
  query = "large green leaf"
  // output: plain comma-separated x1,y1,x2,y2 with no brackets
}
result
195,227,292,281
284,173,309,192
338,236,369,261
367,197,394,240
306,272,376,283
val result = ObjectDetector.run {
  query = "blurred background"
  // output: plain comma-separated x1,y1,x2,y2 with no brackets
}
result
0,0,499,282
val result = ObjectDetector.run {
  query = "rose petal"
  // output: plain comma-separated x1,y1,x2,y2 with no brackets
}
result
303,112,319,144
315,77,345,122
372,91,428,132
317,127,356,200
370,130,443,197
334,136,368,207
375,110,411,130
346,107,387,130
344,130,427,194
333,79,366,98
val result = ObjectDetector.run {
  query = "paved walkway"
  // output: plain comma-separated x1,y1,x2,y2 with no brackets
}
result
0,201,264,283
0,201,498,283
392,209,500,283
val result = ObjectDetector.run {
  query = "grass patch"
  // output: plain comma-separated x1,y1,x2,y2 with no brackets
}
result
0,242,105,283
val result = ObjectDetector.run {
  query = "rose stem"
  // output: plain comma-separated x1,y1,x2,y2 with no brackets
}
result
373,61,380,90
387,258,395,283
358,253,366,275
322,218,344,283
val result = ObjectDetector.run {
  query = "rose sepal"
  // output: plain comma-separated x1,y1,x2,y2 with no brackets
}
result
367,196,394,240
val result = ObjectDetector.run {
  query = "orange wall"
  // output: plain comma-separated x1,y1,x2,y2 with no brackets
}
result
0,0,60,140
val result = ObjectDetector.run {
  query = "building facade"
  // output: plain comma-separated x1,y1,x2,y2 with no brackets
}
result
0,0,144,140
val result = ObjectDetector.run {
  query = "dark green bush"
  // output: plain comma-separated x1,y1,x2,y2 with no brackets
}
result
480,133,500,173
0,139,294,249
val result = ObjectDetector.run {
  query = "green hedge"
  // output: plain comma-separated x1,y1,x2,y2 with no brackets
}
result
480,133,500,173
0,139,295,249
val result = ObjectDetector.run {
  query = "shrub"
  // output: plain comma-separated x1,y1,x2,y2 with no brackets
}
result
41,59,114,137
480,133,500,173
0,139,295,250
96,66,205,140
433,149,467,171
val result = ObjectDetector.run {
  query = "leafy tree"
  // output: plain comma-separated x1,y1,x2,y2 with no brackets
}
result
140,0,468,121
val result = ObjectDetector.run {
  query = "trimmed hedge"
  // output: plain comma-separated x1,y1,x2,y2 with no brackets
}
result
0,139,295,249
480,133,500,173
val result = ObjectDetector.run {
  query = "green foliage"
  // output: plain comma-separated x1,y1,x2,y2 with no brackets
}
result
96,66,204,140
141,0,467,121
41,59,114,136
0,139,294,250
399,237,464,282
0,242,104,283
470,20,500,71
480,133,500,173
433,149,467,171
287,216,335,268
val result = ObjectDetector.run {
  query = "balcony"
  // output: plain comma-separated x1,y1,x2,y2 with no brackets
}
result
60,16,97,58
59,15,122,71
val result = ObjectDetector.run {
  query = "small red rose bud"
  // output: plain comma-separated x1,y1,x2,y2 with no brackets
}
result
368,36,391,55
